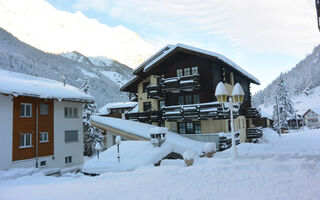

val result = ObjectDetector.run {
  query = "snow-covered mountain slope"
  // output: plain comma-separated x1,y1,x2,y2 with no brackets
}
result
0,28,133,107
258,85,320,117
253,44,320,108
61,51,133,86
0,0,155,68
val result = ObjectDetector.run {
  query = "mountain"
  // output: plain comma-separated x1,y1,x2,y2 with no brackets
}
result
0,28,133,107
252,44,320,109
258,85,320,118
61,51,133,87
0,0,155,68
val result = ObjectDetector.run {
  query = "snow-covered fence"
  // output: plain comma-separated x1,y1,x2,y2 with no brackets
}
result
246,127,263,142
218,132,240,151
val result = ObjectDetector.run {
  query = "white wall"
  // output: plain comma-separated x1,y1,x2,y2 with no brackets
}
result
53,101,84,168
0,94,13,170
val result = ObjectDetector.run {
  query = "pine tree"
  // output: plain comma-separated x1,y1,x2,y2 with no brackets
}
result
272,75,295,130
81,78,103,156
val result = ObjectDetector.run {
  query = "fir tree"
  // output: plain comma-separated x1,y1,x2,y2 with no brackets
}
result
272,75,295,130
81,78,103,156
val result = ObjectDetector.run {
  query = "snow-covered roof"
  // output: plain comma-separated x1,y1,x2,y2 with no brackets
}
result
98,102,138,115
85,116,207,174
133,43,260,85
0,69,93,102
303,108,320,116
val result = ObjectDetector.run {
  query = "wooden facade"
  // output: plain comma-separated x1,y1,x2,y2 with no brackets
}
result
12,96,54,161
121,44,261,139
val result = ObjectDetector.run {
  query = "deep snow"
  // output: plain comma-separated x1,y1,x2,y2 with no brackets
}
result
1,128,320,200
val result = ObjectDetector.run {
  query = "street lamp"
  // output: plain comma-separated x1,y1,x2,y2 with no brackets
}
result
215,82,244,159
115,136,121,163
95,142,103,159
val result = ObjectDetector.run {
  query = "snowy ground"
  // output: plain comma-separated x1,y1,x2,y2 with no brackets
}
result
1,128,320,200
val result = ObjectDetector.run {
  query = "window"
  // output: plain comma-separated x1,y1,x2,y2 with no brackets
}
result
73,108,78,118
20,133,32,147
20,103,32,117
159,100,165,110
40,132,49,143
178,122,201,134
191,66,198,75
40,161,47,167
194,122,201,134
185,95,192,104
179,123,186,134
186,122,193,134
64,107,78,118
184,68,191,76
142,82,150,93
178,96,185,105
65,156,72,164
193,94,200,104
65,130,78,143
40,104,48,115
177,69,183,77
143,102,151,111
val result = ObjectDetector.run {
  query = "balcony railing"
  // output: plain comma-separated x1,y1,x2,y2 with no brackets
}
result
125,110,163,123
146,85,164,99
146,74,200,99
162,102,233,121
162,74,200,93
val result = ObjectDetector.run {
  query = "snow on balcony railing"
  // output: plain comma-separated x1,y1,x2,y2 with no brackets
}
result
162,101,229,120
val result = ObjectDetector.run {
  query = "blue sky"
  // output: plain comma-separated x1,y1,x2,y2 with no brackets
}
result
46,0,319,93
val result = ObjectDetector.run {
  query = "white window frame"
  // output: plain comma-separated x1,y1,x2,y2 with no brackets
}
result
65,130,79,143
40,132,49,143
64,107,78,118
20,103,32,117
20,133,32,148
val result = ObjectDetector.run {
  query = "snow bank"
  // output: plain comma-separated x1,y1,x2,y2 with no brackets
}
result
1,129,320,200
90,116,206,154
0,69,93,102
0,168,39,181
85,116,207,174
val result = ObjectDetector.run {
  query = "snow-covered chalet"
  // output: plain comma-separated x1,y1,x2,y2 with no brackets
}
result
116,43,262,146
0,70,94,170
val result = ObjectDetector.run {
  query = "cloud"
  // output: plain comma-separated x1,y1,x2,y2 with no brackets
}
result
73,0,320,56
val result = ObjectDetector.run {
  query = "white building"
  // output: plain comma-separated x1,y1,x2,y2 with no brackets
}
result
303,108,320,128
0,70,94,170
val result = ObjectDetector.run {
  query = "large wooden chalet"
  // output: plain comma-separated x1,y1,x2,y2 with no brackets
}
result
121,43,261,143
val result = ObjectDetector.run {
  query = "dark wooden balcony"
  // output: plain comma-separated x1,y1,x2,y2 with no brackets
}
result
146,85,165,99
125,110,163,123
162,102,233,121
161,74,200,93
242,107,261,118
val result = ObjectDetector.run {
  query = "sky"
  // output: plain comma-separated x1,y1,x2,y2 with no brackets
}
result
32,1,320,92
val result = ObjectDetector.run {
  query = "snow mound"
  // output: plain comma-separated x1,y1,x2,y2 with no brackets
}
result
83,141,185,174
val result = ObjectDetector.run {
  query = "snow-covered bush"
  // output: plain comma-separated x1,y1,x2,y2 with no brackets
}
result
183,150,197,167
203,143,216,158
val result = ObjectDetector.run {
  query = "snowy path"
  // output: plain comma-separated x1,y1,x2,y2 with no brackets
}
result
1,129,320,200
